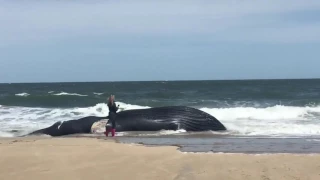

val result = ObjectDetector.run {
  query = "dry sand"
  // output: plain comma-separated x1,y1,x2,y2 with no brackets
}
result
1,137,320,180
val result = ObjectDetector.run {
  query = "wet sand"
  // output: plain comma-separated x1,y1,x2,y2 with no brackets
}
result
117,135,320,153
1,136,320,180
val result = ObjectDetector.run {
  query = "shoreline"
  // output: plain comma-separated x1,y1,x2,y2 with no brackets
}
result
52,134,320,154
3,134,320,154
2,135,320,154
118,136,320,154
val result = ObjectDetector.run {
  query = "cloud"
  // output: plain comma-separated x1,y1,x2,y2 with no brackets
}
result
1,0,320,46
224,24,320,43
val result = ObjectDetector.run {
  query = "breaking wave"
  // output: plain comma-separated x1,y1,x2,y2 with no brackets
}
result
53,92,88,96
15,93,30,97
1,102,320,137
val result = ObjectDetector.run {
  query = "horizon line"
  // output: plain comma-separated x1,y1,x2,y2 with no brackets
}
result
1,77,319,84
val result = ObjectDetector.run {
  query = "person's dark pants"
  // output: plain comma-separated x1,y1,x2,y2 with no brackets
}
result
109,112,116,129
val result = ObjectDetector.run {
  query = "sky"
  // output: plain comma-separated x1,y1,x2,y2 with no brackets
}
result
0,0,320,83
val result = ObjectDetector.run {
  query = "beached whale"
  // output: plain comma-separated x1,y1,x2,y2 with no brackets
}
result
27,106,227,136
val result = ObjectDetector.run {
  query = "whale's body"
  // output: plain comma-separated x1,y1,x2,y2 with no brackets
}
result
27,106,227,136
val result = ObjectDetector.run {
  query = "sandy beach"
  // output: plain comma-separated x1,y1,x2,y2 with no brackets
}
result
0,137,319,180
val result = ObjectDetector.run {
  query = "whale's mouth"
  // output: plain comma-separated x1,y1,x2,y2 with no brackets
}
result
90,119,108,133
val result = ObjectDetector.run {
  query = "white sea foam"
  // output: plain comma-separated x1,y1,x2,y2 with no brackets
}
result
53,92,88,96
201,105,320,136
133,129,188,136
1,102,320,137
0,102,149,137
15,93,30,97
0,130,15,137
159,129,187,135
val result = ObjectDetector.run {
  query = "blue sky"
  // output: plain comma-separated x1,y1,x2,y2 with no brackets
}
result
0,0,320,83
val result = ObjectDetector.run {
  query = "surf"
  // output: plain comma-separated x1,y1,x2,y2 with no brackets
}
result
1,102,320,137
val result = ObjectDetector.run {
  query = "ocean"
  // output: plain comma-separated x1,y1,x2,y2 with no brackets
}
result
1,79,320,139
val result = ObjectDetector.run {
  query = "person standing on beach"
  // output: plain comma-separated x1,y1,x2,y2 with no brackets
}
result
104,95,119,137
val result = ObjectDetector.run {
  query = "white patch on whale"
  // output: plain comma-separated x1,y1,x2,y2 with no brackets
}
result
57,121,64,129
91,119,108,133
